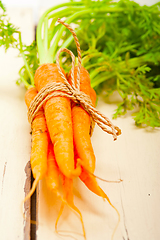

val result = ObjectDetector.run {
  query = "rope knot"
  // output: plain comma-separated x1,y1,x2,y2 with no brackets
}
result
70,88,80,103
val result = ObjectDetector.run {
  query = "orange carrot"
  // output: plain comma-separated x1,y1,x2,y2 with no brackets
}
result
88,86,97,136
90,87,97,108
55,175,86,240
34,63,81,179
68,65,97,174
45,141,60,197
23,87,49,202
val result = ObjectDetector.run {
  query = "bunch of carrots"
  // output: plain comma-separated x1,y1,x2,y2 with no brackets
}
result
22,19,121,240
0,1,121,237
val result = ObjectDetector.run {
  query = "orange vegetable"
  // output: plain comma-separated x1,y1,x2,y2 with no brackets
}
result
45,141,60,197
34,63,81,179
55,175,86,240
68,65,97,174
24,87,49,202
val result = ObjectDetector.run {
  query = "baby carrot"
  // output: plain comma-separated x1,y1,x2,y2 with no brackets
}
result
87,86,97,136
45,141,60,197
55,175,86,240
68,65,97,174
23,87,49,202
34,63,81,179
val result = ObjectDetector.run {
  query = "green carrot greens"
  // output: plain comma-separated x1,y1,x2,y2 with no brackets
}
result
1,0,160,127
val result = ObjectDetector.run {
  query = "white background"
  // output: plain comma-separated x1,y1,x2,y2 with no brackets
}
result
3,0,159,7
3,0,160,21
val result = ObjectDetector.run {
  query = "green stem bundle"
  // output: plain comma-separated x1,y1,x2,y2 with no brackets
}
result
1,0,160,127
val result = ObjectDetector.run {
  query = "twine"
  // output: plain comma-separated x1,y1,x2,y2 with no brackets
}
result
27,19,121,140
57,18,82,91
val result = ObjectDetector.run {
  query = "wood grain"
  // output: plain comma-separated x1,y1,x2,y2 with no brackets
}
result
0,8,34,240
36,98,160,240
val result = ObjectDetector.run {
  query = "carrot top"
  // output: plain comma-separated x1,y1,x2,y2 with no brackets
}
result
1,0,160,127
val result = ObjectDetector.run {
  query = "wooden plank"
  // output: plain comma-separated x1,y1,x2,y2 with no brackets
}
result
92,99,160,240
35,1,160,240
36,96,160,240
0,8,34,240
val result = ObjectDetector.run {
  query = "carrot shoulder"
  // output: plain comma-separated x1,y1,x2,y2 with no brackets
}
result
24,87,49,201
34,63,81,179
68,65,97,174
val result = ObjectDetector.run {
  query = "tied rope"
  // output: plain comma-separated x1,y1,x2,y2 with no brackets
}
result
28,19,121,141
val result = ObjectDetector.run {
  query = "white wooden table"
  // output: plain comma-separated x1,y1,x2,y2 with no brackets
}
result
0,5,160,240
0,7,34,240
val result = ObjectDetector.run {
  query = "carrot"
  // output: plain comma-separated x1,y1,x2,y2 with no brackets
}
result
45,141,60,198
55,175,86,240
68,65,97,174
34,63,81,179
79,168,120,240
88,86,97,136
23,87,49,202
